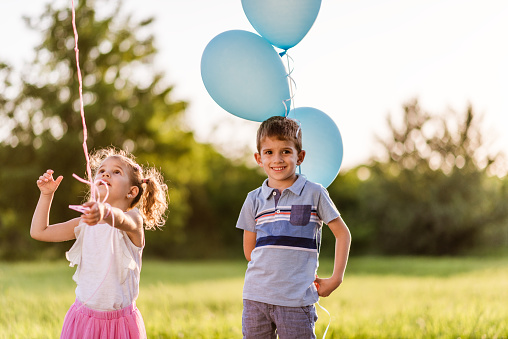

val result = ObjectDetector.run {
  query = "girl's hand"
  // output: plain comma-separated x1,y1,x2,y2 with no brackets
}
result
80,201,108,226
37,170,63,195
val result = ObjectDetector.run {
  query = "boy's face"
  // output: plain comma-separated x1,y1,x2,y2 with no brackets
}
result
255,136,305,190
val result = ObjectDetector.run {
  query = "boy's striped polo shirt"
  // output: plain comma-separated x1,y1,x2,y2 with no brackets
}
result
236,175,340,307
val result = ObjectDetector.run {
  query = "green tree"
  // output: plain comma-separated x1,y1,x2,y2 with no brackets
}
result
0,0,186,259
0,0,262,260
359,99,508,255
167,144,265,259
326,168,376,256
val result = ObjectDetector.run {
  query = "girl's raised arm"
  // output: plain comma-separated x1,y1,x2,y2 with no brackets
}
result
30,170,80,242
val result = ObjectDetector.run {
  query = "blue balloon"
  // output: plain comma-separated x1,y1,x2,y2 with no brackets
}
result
201,30,291,122
241,0,322,50
288,107,343,187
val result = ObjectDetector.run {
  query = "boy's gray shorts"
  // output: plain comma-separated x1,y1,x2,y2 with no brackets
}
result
242,299,318,339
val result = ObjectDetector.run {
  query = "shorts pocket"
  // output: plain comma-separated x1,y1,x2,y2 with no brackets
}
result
301,305,318,323
290,205,312,226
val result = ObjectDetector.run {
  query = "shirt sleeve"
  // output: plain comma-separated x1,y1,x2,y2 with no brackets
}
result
317,186,341,224
236,193,257,233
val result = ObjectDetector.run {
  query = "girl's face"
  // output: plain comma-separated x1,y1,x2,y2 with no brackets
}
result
94,157,134,204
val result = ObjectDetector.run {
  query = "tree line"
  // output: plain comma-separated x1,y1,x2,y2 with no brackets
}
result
1,0,507,260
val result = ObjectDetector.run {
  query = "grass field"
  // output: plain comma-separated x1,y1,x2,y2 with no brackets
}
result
1,256,508,338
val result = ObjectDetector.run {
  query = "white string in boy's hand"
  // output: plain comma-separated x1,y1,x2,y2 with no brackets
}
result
37,169,63,195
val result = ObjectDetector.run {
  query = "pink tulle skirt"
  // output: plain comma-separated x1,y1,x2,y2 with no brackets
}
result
60,299,146,339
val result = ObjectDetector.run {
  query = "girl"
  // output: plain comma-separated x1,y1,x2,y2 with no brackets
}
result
30,147,168,339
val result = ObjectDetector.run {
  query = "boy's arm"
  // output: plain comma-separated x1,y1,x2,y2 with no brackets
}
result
243,230,257,261
315,215,351,297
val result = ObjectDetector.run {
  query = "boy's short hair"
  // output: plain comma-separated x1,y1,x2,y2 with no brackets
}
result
256,116,302,153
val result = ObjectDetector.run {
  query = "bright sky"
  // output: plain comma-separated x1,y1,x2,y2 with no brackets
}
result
1,0,507,171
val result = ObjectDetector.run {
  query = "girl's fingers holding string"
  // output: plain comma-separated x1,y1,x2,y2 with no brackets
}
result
82,201,96,211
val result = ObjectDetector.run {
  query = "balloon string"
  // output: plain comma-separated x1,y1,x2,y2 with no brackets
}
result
281,52,302,174
70,0,113,223
315,220,331,339
69,0,116,313
283,52,300,133
71,0,94,200
286,52,296,113
69,176,110,209
316,301,331,339
282,52,297,117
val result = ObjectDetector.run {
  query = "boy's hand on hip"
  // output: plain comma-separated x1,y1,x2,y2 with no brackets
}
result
315,276,342,297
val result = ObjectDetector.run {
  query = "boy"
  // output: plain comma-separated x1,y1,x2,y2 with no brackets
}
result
236,116,351,339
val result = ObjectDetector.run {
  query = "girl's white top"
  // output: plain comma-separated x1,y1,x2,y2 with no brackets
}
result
65,208,143,311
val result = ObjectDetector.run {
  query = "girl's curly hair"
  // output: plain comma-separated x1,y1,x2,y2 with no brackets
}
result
87,147,169,230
